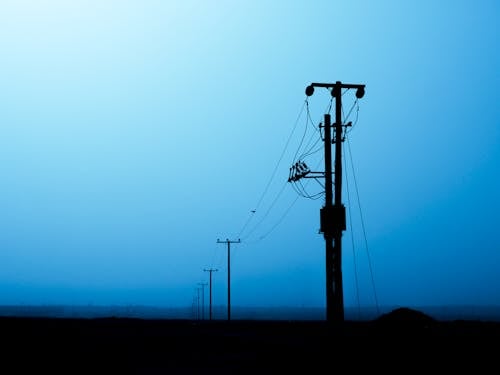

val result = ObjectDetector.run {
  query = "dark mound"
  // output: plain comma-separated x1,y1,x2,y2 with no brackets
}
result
376,306,436,324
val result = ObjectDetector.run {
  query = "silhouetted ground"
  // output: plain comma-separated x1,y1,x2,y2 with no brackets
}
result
1,309,499,374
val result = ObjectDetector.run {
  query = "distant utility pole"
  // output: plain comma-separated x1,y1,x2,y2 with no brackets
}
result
196,287,202,320
192,295,197,320
216,238,241,321
198,282,208,320
303,81,366,323
204,268,218,320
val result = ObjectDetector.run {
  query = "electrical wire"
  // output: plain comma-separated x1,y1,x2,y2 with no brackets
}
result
208,241,220,270
295,103,322,162
346,134,380,315
236,210,255,239
255,194,300,241
298,179,324,200
240,91,340,244
241,181,288,241
298,141,323,160
254,99,307,209
236,99,308,239
344,145,362,320
342,98,358,123
326,96,334,114
346,102,360,135
312,177,325,190
246,153,323,243
291,101,311,164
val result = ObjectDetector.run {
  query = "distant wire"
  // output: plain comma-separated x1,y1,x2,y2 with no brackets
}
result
209,242,226,273
306,100,317,128
326,96,334,114
346,134,380,315
298,179,324,200
241,93,331,243
247,155,324,243
297,103,324,160
345,101,360,136
290,179,305,197
241,181,288,241
236,210,255,239
208,242,220,270
254,194,300,241
254,99,306,210
312,177,325,190
298,141,322,160
291,101,313,164
217,245,227,271
297,180,312,199
235,99,307,238
295,103,322,162
344,145,361,320
342,98,358,125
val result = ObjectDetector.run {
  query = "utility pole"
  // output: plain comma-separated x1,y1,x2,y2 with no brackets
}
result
192,295,197,320
198,282,208,320
204,268,218,320
303,81,365,323
196,287,201,320
216,238,240,321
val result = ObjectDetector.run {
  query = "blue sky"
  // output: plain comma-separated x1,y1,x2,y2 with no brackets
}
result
0,1,498,314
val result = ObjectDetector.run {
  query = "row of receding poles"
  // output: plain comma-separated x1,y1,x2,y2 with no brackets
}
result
194,238,240,321
195,81,364,323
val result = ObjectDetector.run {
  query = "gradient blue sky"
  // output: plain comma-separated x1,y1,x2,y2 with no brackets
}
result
0,1,498,314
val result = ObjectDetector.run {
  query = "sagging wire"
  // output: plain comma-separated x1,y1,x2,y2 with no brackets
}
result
241,181,288,241
346,134,380,315
296,102,324,161
344,141,362,320
236,99,308,239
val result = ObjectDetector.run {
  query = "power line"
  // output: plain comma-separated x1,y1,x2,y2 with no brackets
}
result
291,101,313,163
344,143,361,320
346,134,380,315
254,195,300,241
236,98,320,241
246,157,324,244
241,181,288,241
342,98,359,124
238,100,308,235
238,99,323,242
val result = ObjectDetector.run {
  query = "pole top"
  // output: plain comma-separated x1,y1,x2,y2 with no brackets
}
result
305,81,365,98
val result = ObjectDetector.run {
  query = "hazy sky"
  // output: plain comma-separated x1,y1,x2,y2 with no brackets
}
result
0,1,498,315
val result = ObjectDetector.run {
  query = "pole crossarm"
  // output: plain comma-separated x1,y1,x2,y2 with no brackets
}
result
310,82,365,90
306,81,365,100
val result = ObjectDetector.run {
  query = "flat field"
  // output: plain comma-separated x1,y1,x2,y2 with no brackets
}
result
1,316,498,373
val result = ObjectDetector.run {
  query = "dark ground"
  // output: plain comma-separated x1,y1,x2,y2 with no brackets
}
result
1,310,499,374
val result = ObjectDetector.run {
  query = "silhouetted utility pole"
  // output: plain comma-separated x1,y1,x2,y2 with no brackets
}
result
304,81,365,323
192,295,197,319
198,282,208,320
196,287,202,320
216,238,240,321
204,268,218,320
